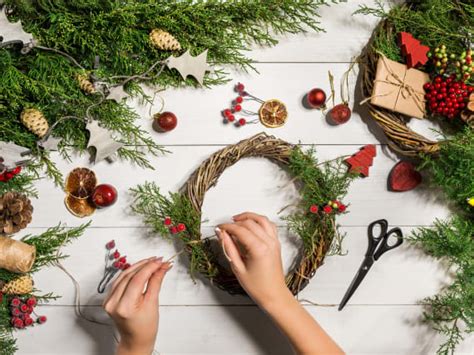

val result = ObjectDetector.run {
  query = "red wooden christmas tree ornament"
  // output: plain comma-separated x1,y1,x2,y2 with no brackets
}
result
398,32,429,68
344,144,376,177
388,161,422,192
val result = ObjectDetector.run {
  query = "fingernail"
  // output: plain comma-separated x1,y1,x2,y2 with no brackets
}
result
166,261,174,269
154,257,163,264
215,227,222,236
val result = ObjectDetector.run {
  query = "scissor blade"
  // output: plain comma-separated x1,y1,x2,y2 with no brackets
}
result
338,258,373,311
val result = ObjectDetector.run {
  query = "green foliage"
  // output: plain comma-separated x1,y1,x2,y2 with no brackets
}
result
420,128,474,213
356,0,474,82
1,0,338,184
284,147,355,256
410,216,474,355
0,172,38,198
0,223,89,355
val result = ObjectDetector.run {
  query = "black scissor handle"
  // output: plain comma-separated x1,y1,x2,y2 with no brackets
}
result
366,219,388,255
373,227,403,260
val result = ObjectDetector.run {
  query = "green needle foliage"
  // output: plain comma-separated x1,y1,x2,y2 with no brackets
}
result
1,0,339,191
410,217,473,355
0,223,89,355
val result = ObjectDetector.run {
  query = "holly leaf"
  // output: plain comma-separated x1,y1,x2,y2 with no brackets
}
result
0,7,34,47
166,49,211,85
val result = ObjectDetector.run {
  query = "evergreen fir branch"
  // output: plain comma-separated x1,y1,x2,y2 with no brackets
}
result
0,172,38,197
409,216,474,355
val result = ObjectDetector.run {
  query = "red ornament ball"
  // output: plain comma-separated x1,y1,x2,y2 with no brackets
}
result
338,204,347,213
309,205,319,214
164,217,172,226
92,184,118,208
154,111,178,132
323,205,333,214
177,223,186,232
328,103,352,125
307,88,327,109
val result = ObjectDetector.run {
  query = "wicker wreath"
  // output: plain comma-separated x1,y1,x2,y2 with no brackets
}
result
360,20,441,157
132,133,352,296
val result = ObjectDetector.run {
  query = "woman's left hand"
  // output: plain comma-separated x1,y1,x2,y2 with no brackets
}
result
103,257,172,355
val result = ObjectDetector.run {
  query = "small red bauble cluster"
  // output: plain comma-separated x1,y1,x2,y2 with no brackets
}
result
222,83,249,127
8,296,46,329
424,75,474,120
309,200,346,215
164,217,186,235
106,240,130,270
0,166,22,182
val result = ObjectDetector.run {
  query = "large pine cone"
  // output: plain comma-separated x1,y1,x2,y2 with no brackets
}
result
0,192,33,234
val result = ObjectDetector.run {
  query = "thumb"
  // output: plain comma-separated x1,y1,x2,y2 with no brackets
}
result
145,262,172,302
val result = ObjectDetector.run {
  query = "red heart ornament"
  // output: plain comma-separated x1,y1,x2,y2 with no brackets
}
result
389,161,422,192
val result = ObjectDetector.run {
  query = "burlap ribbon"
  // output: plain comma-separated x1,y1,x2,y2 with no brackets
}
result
0,236,36,273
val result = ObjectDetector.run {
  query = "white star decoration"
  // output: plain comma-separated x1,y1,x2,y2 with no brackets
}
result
86,121,124,163
166,49,212,85
105,85,129,102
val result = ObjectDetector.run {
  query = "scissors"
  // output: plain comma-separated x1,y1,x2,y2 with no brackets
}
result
338,219,403,311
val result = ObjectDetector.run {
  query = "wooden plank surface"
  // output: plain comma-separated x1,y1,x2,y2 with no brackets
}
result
10,0,474,353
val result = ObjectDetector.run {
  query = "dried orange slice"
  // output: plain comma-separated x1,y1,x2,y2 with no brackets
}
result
258,99,288,128
65,167,97,199
64,195,96,218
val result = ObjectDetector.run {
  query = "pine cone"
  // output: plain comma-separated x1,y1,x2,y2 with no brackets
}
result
0,192,33,235
2,275,33,295
149,29,181,51
20,108,49,138
77,73,96,94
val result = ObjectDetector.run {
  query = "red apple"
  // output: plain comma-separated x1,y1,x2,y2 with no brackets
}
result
154,111,177,132
92,184,117,208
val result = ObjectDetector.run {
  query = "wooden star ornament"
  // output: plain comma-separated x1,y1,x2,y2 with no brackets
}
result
0,142,32,171
86,121,124,163
106,85,129,103
0,7,35,50
166,49,211,85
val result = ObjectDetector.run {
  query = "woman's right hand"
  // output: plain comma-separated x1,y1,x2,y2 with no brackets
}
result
216,212,291,309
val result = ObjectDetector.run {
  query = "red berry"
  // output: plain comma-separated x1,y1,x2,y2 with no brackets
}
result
423,83,431,90
123,263,131,270
164,217,172,226
11,308,21,317
26,297,37,307
236,83,245,92
223,109,232,117
323,205,333,214
227,114,235,122
177,223,186,232
234,104,242,112
338,204,347,213
113,261,123,269
5,172,13,180
236,96,243,104
309,205,319,214
434,83,441,90
106,240,116,250
20,304,29,313
238,118,246,126
24,316,34,327
118,256,127,264
0,174,5,182
170,226,178,235
12,166,21,175
11,298,21,307
112,250,120,259
13,317,24,329
37,316,47,324
435,76,442,83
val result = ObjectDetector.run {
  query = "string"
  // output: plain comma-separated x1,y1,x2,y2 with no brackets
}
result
35,45,86,70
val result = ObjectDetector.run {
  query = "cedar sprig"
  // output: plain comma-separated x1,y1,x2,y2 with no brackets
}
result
409,216,474,355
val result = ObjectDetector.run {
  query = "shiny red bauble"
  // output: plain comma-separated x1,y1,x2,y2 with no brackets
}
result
154,111,178,132
307,88,327,109
92,184,118,208
328,103,352,125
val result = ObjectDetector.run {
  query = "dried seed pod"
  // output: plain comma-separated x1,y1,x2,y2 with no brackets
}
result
20,108,49,138
149,29,181,51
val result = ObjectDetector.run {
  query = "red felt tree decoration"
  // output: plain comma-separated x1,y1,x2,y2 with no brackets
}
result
398,32,430,68
388,161,422,192
345,144,376,177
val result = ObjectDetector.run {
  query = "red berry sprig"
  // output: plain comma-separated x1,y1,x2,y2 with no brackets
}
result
163,217,187,235
0,166,22,183
221,83,259,127
424,75,473,120
9,296,46,329
308,200,347,215
105,241,130,270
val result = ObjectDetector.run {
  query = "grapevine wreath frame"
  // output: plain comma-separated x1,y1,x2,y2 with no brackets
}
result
360,20,442,157
132,133,354,295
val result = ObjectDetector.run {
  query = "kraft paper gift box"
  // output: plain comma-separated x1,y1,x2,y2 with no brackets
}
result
370,55,430,119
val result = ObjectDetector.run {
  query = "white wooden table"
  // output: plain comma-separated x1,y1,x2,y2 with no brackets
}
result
13,1,474,354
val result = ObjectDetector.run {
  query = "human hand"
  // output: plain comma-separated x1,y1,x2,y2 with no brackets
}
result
103,257,172,355
216,212,291,309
